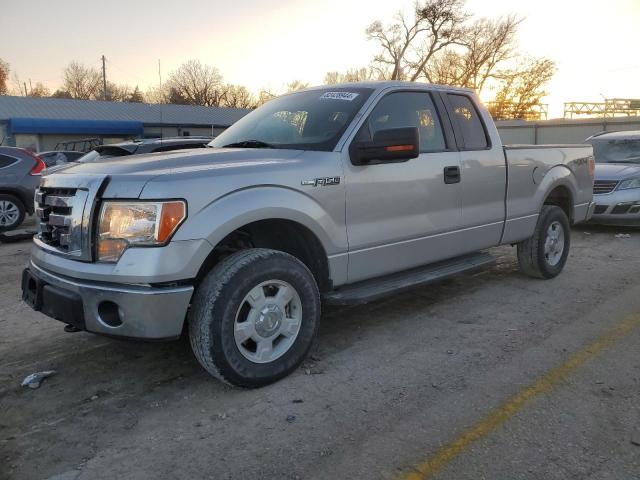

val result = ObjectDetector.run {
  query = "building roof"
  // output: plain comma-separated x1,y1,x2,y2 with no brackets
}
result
0,95,250,127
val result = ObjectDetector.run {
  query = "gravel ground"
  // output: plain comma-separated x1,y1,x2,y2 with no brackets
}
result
0,223,639,480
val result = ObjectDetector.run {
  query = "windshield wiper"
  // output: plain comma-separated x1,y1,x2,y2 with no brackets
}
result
222,140,275,149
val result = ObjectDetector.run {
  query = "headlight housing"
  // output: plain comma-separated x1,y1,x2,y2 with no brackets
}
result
97,201,186,262
618,177,640,190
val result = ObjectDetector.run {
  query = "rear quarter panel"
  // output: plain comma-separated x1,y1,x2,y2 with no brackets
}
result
502,145,593,243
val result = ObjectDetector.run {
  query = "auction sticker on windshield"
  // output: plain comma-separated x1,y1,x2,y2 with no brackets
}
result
319,92,359,101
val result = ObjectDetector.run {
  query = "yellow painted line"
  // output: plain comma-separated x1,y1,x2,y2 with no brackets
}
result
401,313,640,480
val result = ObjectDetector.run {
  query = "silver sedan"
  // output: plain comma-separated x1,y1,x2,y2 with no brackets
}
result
587,130,640,226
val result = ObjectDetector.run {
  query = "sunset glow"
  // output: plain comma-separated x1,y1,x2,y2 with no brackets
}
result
2,0,639,118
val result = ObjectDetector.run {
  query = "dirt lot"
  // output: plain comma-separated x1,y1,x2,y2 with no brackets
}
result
1,224,639,480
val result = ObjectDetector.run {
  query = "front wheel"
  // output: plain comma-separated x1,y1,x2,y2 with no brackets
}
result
517,205,571,279
188,248,320,387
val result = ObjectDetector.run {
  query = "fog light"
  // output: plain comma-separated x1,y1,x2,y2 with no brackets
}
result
98,301,123,327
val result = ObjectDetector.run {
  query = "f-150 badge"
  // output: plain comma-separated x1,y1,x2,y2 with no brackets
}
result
301,177,341,187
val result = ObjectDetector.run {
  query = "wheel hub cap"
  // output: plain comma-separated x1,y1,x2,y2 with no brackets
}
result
544,221,565,266
234,280,303,364
255,304,283,337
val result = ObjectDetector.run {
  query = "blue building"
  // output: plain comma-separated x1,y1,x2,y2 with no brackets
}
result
0,96,250,151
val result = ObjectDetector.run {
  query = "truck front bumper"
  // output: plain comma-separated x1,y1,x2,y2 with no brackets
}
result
22,261,193,340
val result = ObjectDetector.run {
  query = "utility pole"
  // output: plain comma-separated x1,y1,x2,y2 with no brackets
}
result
23,82,28,96
101,55,107,100
28,79,33,94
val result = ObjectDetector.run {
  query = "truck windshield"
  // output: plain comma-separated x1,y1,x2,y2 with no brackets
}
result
592,139,640,163
210,88,374,151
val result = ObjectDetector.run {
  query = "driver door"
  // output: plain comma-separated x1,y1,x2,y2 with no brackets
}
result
342,90,464,283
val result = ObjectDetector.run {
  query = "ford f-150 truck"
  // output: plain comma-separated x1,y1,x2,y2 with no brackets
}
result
21,82,595,387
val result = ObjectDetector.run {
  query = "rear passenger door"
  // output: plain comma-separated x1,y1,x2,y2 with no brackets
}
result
343,90,464,283
443,93,506,250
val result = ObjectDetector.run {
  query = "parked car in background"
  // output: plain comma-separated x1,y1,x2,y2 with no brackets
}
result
22,82,595,387
38,150,86,167
586,130,640,226
0,147,46,230
77,137,212,163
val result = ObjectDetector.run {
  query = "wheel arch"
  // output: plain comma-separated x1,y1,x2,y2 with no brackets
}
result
194,217,333,292
536,166,578,223
543,184,574,223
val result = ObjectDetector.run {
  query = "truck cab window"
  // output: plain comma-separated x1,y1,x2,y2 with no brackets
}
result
363,91,446,152
210,88,373,151
447,94,488,150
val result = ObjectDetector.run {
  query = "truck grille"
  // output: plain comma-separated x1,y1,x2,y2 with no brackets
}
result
593,180,619,194
34,175,105,261
35,187,78,251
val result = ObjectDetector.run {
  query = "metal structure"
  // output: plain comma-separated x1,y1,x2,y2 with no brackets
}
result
564,98,640,119
54,138,102,152
486,102,548,121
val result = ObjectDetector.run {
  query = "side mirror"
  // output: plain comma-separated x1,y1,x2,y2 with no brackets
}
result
350,127,419,166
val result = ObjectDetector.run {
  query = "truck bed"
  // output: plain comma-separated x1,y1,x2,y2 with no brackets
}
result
501,144,594,244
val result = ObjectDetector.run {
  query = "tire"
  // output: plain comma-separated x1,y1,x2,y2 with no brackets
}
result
0,194,26,232
188,248,321,387
517,205,571,279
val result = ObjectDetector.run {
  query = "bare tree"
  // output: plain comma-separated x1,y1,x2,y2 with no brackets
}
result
220,84,257,109
144,85,168,104
488,58,555,120
423,15,521,92
28,82,50,97
285,80,309,92
166,60,225,106
105,82,132,102
62,62,102,99
0,58,9,95
366,0,469,81
128,86,144,103
256,88,277,107
324,67,377,84
51,89,73,99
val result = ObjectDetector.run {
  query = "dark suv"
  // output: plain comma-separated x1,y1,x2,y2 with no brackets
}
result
0,147,46,230
77,137,212,162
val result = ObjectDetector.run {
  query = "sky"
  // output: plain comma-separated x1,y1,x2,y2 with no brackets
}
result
1,0,639,118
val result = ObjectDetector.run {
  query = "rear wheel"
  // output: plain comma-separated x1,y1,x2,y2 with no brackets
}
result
188,248,320,387
517,205,571,279
0,194,25,231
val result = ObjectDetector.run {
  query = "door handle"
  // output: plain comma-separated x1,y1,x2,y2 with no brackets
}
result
443,166,461,184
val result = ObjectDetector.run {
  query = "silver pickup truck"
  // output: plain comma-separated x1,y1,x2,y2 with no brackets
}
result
22,82,595,387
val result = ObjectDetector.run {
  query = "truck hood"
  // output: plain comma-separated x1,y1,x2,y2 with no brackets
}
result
53,148,304,177
46,148,305,199
595,163,640,180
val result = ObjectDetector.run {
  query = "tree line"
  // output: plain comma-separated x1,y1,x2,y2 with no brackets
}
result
0,0,555,119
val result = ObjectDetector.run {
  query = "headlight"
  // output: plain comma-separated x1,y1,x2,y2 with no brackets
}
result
97,201,186,262
618,177,640,190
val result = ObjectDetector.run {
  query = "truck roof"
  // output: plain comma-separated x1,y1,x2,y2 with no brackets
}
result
301,81,475,94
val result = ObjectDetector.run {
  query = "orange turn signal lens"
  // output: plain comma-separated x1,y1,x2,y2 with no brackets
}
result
157,201,187,243
385,144,415,152
98,238,129,263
